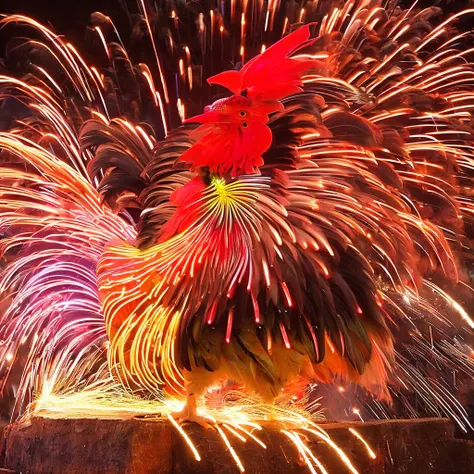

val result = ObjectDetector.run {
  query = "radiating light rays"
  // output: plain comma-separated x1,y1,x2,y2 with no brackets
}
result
97,173,303,396
31,388,377,474
168,414,203,461
289,12,474,418
0,132,136,418
334,299,474,432
0,17,168,147
0,0,474,453
349,428,376,459
424,281,474,330
138,0,169,104
282,430,320,474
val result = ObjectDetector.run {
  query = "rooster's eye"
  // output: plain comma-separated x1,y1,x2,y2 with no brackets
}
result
242,122,248,128
239,111,246,117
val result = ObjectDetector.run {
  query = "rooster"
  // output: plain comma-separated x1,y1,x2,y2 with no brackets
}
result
0,1,473,430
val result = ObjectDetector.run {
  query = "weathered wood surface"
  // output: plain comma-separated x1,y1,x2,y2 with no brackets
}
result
1,416,473,473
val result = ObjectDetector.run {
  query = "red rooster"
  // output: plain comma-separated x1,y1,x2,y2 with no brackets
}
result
0,2,473,432
97,25,394,425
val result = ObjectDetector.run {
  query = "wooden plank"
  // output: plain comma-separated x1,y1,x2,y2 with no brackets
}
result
2,416,473,474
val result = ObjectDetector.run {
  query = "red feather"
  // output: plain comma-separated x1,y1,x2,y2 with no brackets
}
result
159,176,206,241
179,121,271,177
182,24,321,176
208,24,320,101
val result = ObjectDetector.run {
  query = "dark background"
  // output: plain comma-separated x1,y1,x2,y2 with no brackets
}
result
0,0,138,52
0,0,471,47
0,0,471,81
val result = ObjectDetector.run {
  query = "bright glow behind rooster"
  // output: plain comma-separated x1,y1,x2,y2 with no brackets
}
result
0,0,474,438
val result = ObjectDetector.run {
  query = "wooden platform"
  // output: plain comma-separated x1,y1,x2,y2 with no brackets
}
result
1,416,473,473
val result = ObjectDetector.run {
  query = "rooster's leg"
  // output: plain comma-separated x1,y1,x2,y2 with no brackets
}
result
171,390,214,429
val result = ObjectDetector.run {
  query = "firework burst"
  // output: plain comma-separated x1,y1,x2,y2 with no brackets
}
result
1,0,474,471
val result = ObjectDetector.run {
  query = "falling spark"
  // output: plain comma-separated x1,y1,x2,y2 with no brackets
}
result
168,414,202,461
348,429,377,459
